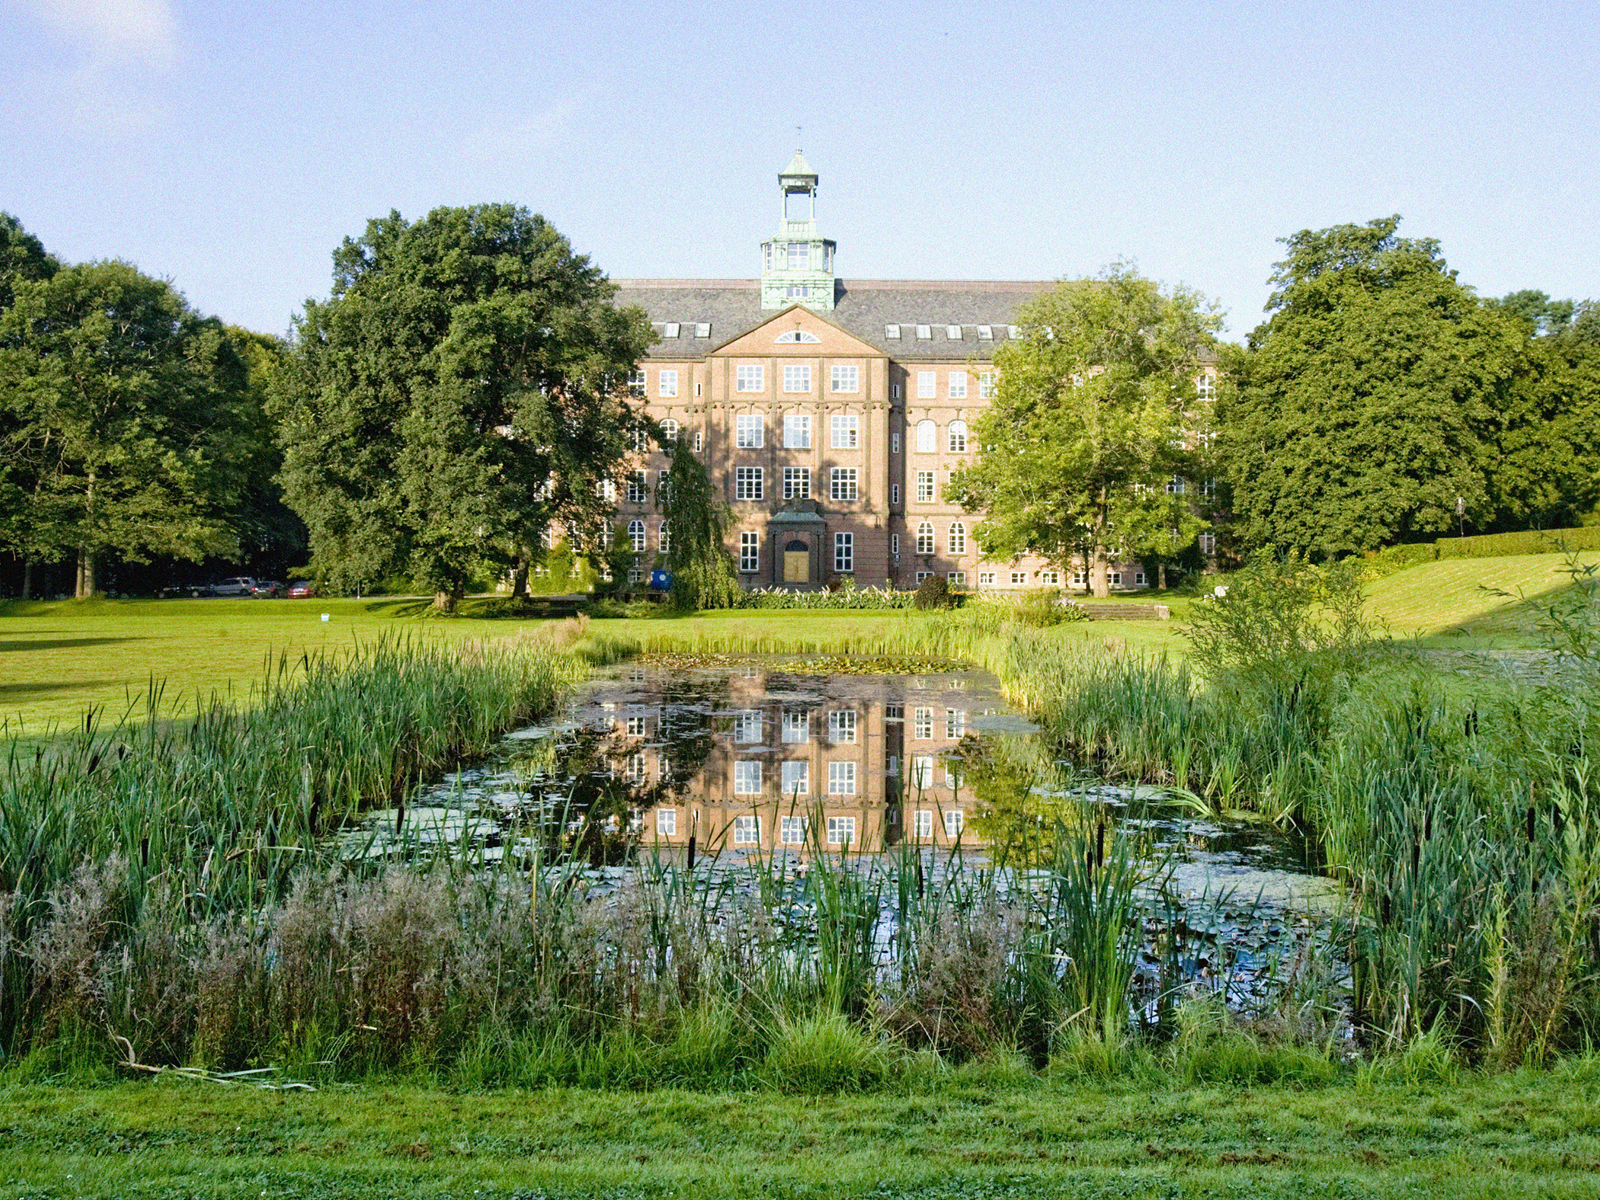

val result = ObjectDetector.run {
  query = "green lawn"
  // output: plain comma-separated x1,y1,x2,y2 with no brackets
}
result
4,1069,1600,1198
1365,552,1600,647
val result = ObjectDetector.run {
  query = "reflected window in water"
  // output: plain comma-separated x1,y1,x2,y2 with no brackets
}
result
885,703,903,721
734,761,761,794
782,710,809,743
887,754,900,776
625,715,647,736
913,708,933,738
944,809,964,838
657,808,677,836
828,710,857,743
734,710,762,743
913,809,933,838
781,760,809,795
780,815,808,845
733,814,760,844
946,708,965,738
827,815,857,846
912,755,933,788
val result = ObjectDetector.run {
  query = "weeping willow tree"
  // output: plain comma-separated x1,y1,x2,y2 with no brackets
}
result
662,443,741,610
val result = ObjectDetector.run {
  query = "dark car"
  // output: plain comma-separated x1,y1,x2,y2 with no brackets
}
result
250,580,284,598
211,576,257,597
286,580,317,598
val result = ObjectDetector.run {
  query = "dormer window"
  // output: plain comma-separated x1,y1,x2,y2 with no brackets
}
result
977,325,993,340
946,325,962,339
663,323,680,339
695,322,710,338
915,324,932,340
885,324,901,339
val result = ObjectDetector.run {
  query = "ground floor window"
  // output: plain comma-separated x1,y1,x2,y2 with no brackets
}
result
740,531,759,573
978,571,995,586
1010,571,1025,585
656,808,676,836
948,571,965,586
834,532,853,573
1038,570,1059,586
733,814,760,845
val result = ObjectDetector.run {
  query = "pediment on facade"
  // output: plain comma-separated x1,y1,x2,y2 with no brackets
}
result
709,304,884,359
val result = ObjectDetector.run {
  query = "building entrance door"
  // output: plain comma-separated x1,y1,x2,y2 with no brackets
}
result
783,540,809,584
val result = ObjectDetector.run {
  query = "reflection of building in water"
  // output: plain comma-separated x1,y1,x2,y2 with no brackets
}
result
599,669,980,852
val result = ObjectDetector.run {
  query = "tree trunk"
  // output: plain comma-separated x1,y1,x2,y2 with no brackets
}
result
1090,542,1110,599
432,590,457,613
21,557,34,601
76,547,97,599
510,550,530,600
1158,561,1168,590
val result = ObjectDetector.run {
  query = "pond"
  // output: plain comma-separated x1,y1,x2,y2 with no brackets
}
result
356,655,1344,1015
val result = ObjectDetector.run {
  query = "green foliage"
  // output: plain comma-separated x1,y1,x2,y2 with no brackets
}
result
950,264,1220,598
1437,525,1600,558
0,261,261,595
272,204,654,608
762,1012,891,1094
662,443,741,611
1364,542,1439,576
1221,216,1528,555
737,585,918,610
913,572,953,610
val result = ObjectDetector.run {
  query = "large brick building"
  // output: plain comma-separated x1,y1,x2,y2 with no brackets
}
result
612,153,1156,591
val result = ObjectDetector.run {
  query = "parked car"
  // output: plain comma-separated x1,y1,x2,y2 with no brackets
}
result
210,576,257,597
158,582,212,598
286,580,318,598
250,580,284,598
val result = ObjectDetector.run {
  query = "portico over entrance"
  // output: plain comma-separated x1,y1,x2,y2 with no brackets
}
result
767,502,826,590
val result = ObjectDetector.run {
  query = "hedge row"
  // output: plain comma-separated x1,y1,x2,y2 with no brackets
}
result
1434,525,1600,559
737,586,922,610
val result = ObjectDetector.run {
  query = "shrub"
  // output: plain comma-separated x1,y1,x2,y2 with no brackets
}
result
1436,526,1600,559
763,1012,890,1093
913,574,953,610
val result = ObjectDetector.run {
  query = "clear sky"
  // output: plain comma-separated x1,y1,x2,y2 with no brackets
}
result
4,0,1595,341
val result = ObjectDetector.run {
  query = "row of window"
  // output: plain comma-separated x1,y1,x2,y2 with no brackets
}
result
629,368,997,402
740,530,852,573
733,466,859,501
709,809,964,846
730,760,967,800
713,706,967,744
735,364,862,394
733,412,859,450
885,323,1019,343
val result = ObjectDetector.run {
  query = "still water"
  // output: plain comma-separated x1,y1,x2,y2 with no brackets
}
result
358,655,1343,1012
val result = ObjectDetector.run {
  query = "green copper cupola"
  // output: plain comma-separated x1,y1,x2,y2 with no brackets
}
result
760,150,836,311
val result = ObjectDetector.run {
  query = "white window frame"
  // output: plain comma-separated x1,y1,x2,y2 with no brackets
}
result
733,813,760,844
916,521,935,555
834,531,853,573
627,519,645,552
780,814,808,844
782,710,809,743
781,761,810,797
658,521,670,552
657,808,677,836
947,521,966,555
628,369,646,397
948,371,968,399
733,709,761,743
783,412,812,448
947,420,967,453
916,420,936,453
626,471,648,504
948,571,966,586
913,809,933,838
826,814,858,843
827,763,857,798
916,471,935,503
660,417,679,442
946,708,965,738
736,413,764,449
830,365,859,394
978,571,995,586
829,709,857,743
783,467,810,500
736,364,765,393
658,369,678,398
944,809,964,838
830,412,859,449
739,530,759,571
912,755,934,787
979,371,996,399
783,364,812,394
913,707,933,739
917,372,936,400
734,762,761,796
830,467,858,501
735,467,763,501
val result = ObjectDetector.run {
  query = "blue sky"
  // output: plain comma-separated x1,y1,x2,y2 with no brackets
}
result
4,0,1595,340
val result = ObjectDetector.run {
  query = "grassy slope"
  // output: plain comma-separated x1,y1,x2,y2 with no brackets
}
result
5,1070,1600,1198
1364,551,1600,646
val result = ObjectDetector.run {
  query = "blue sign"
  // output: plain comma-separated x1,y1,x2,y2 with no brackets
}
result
649,570,673,592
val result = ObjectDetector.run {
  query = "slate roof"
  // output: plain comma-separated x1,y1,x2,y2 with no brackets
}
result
612,279,1052,361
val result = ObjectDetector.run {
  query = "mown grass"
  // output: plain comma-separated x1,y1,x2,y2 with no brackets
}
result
1367,550,1600,645
6,1063,1600,1198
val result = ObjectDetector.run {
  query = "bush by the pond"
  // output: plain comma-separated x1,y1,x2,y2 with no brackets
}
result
737,583,920,610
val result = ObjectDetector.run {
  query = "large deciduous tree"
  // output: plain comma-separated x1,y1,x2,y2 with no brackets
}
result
272,205,655,609
1219,217,1526,556
0,260,256,597
949,265,1219,598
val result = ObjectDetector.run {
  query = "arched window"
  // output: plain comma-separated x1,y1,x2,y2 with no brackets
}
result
947,420,967,453
916,521,935,555
660,418,679,443
627,519,645,552
658,522,670,552
916,420,937,454
947,521,966,555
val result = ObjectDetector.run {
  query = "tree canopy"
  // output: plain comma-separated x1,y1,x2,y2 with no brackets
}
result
0,259,258,596
1218,217,1532,556
949,265,1219,597
272,204,655,608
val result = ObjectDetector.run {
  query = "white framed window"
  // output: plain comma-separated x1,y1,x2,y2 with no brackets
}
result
628,369,646,397
780,814,808,844
916,571,932,584
736,364,764,392
946,708,965,738
783,365,812,393
1166,476,1185,495
826,814,857,843
829,710,857,743
885,323,901,340
828,762,857,797
660,417,679,443
1135,571,1147,586
916,420,936,453
786,241,809,270
890,484,900,505
946,324,962,340
783,467,810,499
736,414,764,449
735,467,763,501
830,413,859,449
891,432,900,454
659,369,678,398
830,365,859,394
632,427,650,453
885,703,903,721
1007,325,1022,340
1197,373,1217,401
1039,570,1060,586
625,715,647,736
658,469,671,502
662,322,679,339
912,755,934,787
944,809,964,838
627,519,646,552
977,325,993,341
734,762,762,796
979,371,996,399
913,809,933,838
627,470,648,503
738,530,760,571
781,760,810,797
1111,572,1122,585
693,430,703,453
695,322,710,338
978,571,995,586
784,412,812,448
948,571,966,586
733,813,760,844
830,468,858,501
782,710,809,743
913,707,933,739
658,522,670,552
916,471,935,503
626,751,647,779
834,532,853,573
917,372,936,399
733,709,761,743
947,420,967,453
1199,532,1216,555
1071,571,1085,587
890,532,900,556
947,521,966,555
948,371,968,399
657,808,677,836
916,521,935,555
915,324,932,340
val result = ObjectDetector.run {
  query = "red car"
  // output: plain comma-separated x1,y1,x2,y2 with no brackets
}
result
287,580,318,598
